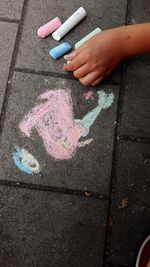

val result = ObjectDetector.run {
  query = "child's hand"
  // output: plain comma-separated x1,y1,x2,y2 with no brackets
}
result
63,29,126,86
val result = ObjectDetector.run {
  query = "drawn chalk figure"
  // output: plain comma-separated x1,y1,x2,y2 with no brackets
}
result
76,90,114,138
13,146,40,174
19,89,114,160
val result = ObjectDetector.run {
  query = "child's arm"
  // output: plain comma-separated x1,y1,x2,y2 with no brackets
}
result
147,260,150,267
64,23,150,86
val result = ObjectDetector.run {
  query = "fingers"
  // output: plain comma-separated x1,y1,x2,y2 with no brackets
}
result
73,64,89,79
79,72,99,86
63,44,104,86
64,45,83,61
63,46,85,72
91,76,104,86
64,51,76,61
64,55,86,72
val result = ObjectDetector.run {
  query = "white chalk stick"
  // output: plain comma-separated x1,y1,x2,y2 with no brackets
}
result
52,7,86,41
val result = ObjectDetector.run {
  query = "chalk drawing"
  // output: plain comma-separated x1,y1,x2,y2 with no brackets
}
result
13,146,40,174
83,91,94,100
19,89,114,160
77,90,114,136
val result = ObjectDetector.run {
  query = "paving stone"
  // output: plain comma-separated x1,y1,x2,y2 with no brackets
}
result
108,141,150,266
121,55,150,137
15,0,127,81
130,0,150,24
0,185,108,267
0,72,118,194
0,0,24,20
0,22,18,113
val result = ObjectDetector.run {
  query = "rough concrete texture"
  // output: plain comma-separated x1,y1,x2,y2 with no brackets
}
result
0,0,24,20
108,141,150,266
130,0,150,24
121,55,150,137
0,72,118,195
0,185,108,267
0,22,18,112
0,0,149,266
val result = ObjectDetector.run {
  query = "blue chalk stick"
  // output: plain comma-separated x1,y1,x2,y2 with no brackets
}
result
50,42,72,59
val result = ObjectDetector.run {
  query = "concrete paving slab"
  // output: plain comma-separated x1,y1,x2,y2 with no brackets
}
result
0,72,118,194
130,0,150,24
121,55,150,137
108,141,150,266
15,0,127,81
0,185,108,267
0,22,18,113
0,0,24,20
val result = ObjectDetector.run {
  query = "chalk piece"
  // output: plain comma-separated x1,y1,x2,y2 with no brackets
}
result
52,7,86,41
75,27,102,49
50,42,72,59
37,17,62,38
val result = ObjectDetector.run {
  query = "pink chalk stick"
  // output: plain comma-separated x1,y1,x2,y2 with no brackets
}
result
37,17,62,38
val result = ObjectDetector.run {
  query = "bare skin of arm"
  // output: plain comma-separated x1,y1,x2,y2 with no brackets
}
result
64,23,150,86
147,259,150,267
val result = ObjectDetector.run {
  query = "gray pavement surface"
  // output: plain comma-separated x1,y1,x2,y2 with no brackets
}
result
130,0,150,24
0,185,107,267
121,55,150,137
0,0,24,20
0,22,18,112
0,72,118,194
0,0,150,266
109,141,150,266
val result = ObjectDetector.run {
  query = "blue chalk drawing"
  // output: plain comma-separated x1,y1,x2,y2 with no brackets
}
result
13,90,114,172
13,146,40,174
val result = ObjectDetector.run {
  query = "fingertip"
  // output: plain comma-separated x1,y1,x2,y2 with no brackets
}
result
64,51,76,61
63,63,71,72
64,55,69,60
79,78,89,86
63,64,68,71
63,62,75,72
91,76,104,86
64,52,86,72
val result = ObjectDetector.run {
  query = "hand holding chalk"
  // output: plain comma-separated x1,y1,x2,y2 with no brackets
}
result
64,28,102,63
75,28,102,49
64,28,125,86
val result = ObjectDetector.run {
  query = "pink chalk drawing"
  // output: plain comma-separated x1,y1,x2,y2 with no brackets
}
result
19,89,114,160
83,91,94,100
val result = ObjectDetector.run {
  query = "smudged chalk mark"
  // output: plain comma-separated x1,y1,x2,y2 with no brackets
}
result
140,153,150,164
77,138,93,147
13,146,40,174
83,91,94,100
19,89,114,160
